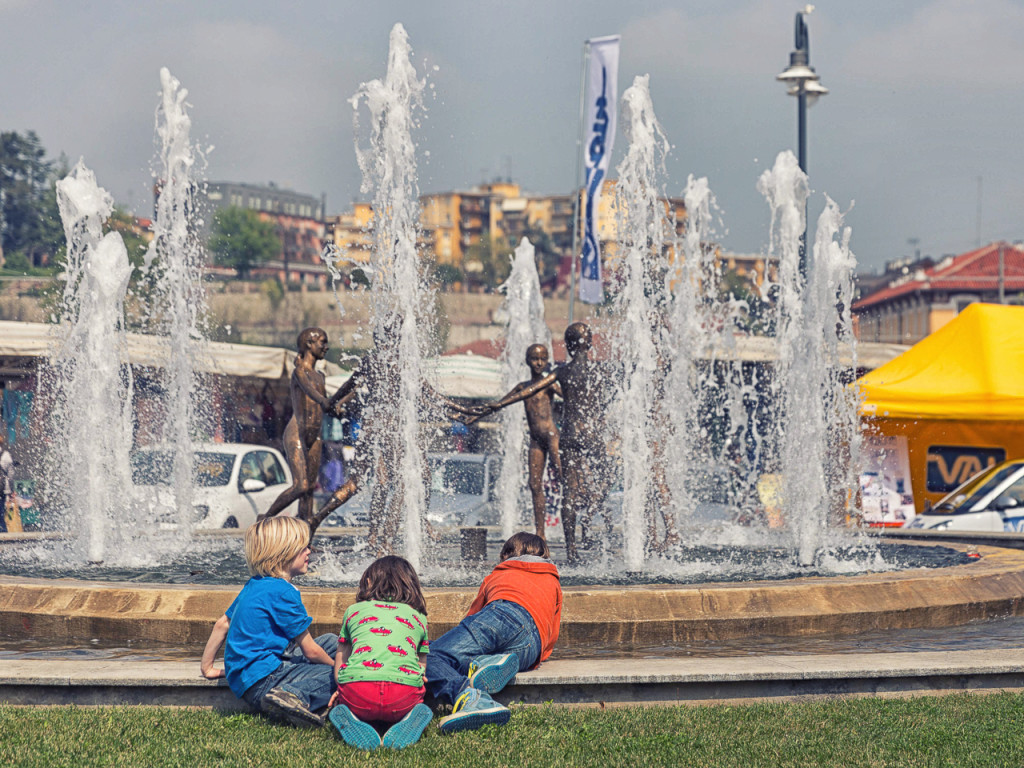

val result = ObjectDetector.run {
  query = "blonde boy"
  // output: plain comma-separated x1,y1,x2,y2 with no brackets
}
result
200,517,337,727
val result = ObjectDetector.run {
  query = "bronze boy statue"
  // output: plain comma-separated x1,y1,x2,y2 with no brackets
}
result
311,318,482,553
482,323,613,563
259,327,353,532
483,344,563,540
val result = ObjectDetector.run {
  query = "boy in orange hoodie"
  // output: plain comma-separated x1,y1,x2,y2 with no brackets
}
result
430,532,562,734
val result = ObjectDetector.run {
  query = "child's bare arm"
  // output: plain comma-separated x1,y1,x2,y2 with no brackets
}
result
333,640,351,681
419,652,428,681
200,614,230,679
295,630,334,666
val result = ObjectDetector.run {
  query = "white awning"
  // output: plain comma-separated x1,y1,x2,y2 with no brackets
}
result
324,353,505,400
0,321,342,380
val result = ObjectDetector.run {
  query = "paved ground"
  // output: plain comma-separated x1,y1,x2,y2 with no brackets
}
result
4,650,1024,708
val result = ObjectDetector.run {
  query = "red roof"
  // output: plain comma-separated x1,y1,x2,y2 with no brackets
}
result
854,242,1024,311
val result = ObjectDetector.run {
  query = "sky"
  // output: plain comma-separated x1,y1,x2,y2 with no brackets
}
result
2,0,1022,273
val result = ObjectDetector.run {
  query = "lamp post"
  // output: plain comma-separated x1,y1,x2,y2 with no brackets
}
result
777,6,828,279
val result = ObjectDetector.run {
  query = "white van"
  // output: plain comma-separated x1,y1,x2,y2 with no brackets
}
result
903,460,1024,532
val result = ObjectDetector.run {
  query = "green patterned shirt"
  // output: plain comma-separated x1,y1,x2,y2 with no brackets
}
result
337,600,429,686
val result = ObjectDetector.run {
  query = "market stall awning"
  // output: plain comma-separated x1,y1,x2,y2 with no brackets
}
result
0,320,341,380
324,353,505,400
859,303,1024,421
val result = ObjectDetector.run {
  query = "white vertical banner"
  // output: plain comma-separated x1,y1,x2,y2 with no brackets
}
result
579,35,620,304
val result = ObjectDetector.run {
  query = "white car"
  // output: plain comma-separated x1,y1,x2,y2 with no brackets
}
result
322,453,503,529
904,460,1024,532
131,443,294,529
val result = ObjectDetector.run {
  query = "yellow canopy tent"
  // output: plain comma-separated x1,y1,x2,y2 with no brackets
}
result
858,303,1024,512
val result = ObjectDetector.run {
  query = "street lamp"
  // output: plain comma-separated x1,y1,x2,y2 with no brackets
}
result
777,5,828,278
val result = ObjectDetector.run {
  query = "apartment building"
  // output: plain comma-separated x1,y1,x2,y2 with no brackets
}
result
199,182,326,286
854,242,1024,344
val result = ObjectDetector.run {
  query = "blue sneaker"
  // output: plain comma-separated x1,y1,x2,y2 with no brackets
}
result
329,704,381,751
438,688,510,734
468,653,519,694
381,703,432,749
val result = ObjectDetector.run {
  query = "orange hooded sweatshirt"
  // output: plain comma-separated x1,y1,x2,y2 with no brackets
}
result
466,557,562,664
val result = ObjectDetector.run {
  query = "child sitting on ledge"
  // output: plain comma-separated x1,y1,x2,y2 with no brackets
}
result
200,517,337,727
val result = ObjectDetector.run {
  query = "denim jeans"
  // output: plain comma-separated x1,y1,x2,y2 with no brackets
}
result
426,600,542,704
242,633,339,713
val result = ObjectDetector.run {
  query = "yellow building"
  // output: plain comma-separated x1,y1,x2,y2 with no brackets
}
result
330,179,688,286
324,202,374,266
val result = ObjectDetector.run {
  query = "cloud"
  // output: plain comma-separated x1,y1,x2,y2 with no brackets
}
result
842,0,1024,88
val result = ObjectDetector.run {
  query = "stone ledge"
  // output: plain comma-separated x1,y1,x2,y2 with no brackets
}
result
3,542,1024,647
4,651,1024,708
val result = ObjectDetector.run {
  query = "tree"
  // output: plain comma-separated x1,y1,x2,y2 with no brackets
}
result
431,262,463,289
0,131,64,269
208,206,280,278
719,269,775,336
106,207,150,270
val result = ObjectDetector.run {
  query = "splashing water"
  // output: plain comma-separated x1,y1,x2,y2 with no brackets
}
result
349,23,431,568
144,67,209,535
496,237,552,538
603,83,863,569
47,162,135,563
610,75,674,569
757,151,861,565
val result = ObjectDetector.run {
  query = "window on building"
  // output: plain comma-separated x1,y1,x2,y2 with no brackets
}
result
954,295,979,314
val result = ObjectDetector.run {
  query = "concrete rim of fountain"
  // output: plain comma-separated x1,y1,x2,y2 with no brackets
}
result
2,540,1022,650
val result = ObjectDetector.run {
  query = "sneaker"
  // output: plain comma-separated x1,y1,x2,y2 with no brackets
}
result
381,703,432,749
468,653,519,694
328,704,382,751
438,688,510,734
261,687,324,728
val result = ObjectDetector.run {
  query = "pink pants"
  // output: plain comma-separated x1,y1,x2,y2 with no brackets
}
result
336,681,425,723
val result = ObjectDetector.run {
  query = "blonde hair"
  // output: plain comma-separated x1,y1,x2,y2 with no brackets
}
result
245,517,310,578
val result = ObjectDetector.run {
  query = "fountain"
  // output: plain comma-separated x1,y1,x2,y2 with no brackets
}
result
143,67,209,538
495,237,553,539
46,161,136,564
1,28,1018,661
343,23,433,569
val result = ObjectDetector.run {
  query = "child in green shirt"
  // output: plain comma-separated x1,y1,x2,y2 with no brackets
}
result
328,556,431,751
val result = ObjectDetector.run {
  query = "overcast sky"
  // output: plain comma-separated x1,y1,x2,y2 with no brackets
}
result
2,0,1021,272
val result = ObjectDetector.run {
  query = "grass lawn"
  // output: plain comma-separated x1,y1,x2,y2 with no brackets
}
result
2,694,1023,768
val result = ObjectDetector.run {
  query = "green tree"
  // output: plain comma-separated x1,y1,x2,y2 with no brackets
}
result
207,206,280,278
431,262,463,289
719,269,774,336
0,131,64,269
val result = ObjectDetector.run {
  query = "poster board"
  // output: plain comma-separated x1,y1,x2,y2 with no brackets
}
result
860,434,916,527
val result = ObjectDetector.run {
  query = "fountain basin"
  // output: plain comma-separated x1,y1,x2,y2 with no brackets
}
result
2,540,1022,650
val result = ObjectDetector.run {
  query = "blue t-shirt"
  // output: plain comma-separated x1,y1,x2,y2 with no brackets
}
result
224,576,312,698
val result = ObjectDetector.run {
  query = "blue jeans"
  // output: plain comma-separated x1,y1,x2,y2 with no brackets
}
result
426,600,542,704
242,633,339,713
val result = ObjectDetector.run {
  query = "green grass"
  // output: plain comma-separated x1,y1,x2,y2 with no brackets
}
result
2,694,1023,767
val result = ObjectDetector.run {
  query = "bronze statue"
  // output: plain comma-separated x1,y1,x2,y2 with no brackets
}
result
485,344,563,539
483,323,613,563
258,327,354,531
311,318,481,553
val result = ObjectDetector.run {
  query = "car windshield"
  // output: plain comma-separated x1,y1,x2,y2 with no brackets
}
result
131,451,235,488
430,459,485,496
928,463,1024,515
